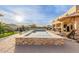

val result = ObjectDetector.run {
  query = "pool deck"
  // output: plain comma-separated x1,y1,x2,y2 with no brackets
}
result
1,33,79,53
0,30,79,53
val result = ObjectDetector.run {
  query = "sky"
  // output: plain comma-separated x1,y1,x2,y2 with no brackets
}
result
0,5,73,26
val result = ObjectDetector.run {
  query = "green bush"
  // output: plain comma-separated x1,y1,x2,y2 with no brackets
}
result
0,32,16,38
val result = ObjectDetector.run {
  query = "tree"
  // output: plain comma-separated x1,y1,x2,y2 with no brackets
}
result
22,25,25,31
30,24,37,29
0,23,14,34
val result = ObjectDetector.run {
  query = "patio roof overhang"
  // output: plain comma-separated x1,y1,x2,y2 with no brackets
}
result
58,13,79,21
52,20,62,25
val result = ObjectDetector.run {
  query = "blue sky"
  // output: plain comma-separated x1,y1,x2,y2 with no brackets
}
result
0,5,73,26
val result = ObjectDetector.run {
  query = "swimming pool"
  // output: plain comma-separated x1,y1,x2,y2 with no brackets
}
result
26,29,52,38
16,29,65,46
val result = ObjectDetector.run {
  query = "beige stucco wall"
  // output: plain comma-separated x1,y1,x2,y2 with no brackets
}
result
75,17,79,29
76,5,79,12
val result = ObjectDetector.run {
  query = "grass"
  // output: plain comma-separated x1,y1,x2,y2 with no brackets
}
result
0,32,16,38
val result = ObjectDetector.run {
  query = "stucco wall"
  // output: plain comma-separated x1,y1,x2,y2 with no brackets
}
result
75,17,79,29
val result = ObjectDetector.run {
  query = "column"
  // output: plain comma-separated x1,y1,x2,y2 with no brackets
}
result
61,22,63,33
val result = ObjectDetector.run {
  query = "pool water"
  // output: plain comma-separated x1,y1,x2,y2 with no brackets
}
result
26,29,52,38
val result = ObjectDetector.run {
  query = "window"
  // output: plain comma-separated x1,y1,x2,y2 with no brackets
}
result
64,24,67,28
67,26,70,32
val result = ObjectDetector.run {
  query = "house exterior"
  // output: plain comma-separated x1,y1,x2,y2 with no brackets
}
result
52,5,79,35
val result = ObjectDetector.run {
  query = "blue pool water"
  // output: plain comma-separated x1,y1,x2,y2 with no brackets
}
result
26,29,52,38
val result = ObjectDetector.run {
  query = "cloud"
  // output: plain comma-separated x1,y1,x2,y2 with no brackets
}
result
0,5,72,25
0,10,16,24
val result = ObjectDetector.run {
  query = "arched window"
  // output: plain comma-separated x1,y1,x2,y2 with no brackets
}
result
64,24,67,28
